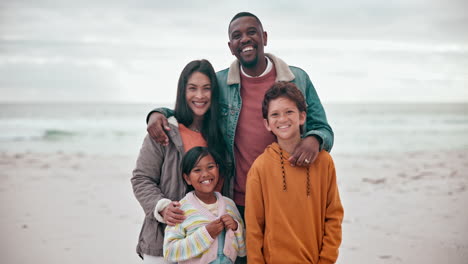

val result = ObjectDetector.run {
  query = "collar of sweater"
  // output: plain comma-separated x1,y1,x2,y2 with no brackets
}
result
227,53,295,85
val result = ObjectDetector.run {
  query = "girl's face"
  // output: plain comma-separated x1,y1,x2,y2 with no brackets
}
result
183,154,219,197
185,72,212,118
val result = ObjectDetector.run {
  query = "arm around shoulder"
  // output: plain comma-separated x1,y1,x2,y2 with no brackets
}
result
146,107,174,124
302,72,334,152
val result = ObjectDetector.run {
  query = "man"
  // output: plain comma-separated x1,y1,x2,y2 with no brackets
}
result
147,12,334,219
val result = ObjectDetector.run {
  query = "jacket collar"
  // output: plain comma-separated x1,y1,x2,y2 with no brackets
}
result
226,53,295,85
167,117,183,148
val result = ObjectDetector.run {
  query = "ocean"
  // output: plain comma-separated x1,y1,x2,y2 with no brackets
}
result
1,102,467,156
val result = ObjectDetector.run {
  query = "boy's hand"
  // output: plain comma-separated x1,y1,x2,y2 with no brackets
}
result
160,201,185,226
220,214,238,231
206,218,225,238
147,112,170,146
289,136,319,167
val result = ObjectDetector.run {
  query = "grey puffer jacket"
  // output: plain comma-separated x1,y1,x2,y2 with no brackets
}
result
131,117,187,258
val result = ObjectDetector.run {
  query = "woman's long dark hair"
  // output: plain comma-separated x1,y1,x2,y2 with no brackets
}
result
174,60,228,167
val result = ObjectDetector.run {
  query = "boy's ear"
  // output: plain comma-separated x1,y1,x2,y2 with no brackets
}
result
183,173,192,185
263,119,272,132
299,111,306,125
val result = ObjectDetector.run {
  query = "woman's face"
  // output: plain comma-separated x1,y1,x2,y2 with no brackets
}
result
185,72,212,118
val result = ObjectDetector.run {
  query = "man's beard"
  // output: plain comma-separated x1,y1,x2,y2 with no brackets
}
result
240,55,258,68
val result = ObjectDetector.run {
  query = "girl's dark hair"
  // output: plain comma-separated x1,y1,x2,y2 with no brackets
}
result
181,146,224,193
174,59,227,161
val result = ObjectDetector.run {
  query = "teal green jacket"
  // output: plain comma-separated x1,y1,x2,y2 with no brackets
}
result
148,54,334,198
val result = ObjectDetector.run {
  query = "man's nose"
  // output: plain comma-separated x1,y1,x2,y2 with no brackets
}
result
240,33,250,44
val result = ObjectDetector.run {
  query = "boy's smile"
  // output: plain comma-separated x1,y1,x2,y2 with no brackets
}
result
264,97,306,142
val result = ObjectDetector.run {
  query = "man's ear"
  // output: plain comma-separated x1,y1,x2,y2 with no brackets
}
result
263,118,272,132
183,173,192,185
228,41,235,55
263,31,268,46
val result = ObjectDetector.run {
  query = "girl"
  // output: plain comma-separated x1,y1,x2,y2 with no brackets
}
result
131,60,230,264
164,147,245,264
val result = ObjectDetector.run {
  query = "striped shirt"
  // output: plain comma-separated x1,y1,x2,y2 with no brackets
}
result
163,192,246,263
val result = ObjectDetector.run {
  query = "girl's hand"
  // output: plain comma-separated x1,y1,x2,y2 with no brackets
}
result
220,214,238,231
161,201,185,226
206,218,224,239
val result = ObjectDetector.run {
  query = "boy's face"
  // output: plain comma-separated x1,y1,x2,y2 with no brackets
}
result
263,97,306,141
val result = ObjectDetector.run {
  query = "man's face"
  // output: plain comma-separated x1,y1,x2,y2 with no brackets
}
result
228,16,267,68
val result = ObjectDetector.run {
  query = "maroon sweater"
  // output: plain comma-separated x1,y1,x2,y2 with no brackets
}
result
234,67,277,206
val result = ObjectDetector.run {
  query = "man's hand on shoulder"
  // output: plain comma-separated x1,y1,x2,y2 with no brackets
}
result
147,112,171,146
289,136,320,167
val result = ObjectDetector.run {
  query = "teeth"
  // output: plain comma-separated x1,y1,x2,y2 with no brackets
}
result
201,180,211,184
278,125,290,129
194,102,206,106
242,46,254,52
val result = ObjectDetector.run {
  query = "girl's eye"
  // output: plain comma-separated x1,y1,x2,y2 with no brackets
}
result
192,168,201,173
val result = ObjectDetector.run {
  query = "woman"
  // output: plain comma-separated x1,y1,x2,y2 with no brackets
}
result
131,60,229,264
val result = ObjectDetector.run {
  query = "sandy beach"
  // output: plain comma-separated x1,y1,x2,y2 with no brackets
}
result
1,149,467,263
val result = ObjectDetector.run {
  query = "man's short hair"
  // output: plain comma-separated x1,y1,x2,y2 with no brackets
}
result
228,12,263,32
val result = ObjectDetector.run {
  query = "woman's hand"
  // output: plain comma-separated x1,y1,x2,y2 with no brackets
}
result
160,201,185,226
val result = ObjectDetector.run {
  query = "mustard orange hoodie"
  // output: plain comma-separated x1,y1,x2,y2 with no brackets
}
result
245,142,343,264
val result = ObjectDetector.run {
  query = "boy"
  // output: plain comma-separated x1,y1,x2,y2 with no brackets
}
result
245,82,343,264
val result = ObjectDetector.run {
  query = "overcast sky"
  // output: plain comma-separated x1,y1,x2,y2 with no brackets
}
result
1,0,467,103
